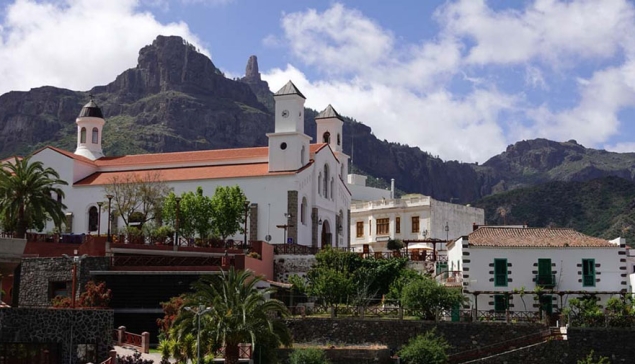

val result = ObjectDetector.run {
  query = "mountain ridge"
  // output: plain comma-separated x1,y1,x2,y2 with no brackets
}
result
3,35,635,204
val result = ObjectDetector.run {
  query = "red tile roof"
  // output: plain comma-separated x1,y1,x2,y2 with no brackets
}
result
468,227,615,248
74,162,306,186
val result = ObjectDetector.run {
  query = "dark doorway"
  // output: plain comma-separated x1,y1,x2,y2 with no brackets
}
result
321,220,332,248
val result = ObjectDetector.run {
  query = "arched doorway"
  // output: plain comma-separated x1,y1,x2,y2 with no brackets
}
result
321,220,332,248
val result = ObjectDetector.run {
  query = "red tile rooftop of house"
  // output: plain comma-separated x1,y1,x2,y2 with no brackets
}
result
468,227,614,248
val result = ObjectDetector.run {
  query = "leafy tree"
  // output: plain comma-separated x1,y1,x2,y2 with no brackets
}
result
289,348,330,364
401,276,464,320
51,280,111,308
387,238,404,251
210,185,248,241
306,247,361,308
354,257,408,299
577,350,610,364
172,267,291,364
387,268,424,307
104,171,172,228
157,295,185,339
0,156,68,238
563,296,604,327
398,329,451,364
163,187,214,239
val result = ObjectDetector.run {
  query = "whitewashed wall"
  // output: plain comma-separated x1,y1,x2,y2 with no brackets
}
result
461,246,627,312
350,196,484,252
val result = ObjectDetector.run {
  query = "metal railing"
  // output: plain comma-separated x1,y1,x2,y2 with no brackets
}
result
535,274,556,287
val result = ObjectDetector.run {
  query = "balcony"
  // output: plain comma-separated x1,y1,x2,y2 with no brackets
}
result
535,274,556,288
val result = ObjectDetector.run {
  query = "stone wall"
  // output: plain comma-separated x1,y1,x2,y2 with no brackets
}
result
286,318,543,354
0,307,113,364
19,257,110,307
274,255,316,282
478,328,635,363
279,348,392,364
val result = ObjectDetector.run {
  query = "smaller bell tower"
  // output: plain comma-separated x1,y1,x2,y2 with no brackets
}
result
74,97,105,160
316,105,349,178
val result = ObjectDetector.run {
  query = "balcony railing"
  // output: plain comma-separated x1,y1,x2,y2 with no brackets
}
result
535,274,556,287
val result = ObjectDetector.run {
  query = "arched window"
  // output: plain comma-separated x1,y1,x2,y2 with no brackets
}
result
92,127,99,144
301,145,306,166
301,197,307,225
323,164,329,198
323,131,330,144
80,127,87,144
341,163,345,178
330,178,335,200
337,133,341,146
318,172,322,196
338,210,344,235
88,206,98,232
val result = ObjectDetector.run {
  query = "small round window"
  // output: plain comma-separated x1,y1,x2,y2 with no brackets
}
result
280,142,287,150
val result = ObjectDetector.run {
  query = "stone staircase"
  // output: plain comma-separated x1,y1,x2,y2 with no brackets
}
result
449,326,566,363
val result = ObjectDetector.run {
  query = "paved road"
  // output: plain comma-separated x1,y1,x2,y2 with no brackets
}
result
114,345,163,363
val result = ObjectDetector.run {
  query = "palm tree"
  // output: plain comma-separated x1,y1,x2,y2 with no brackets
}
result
173,267,292,364
0,156,68,238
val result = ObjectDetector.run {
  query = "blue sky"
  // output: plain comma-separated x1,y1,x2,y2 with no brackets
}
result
1,0,635,163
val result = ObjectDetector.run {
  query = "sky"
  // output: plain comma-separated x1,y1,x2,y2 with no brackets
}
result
1,0,635,164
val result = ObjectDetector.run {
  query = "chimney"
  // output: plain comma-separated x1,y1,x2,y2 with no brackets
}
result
390,178,395,199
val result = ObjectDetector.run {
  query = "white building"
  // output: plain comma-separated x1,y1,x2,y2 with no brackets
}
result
27,81,352,248
447,226,628,315
349,194,484,252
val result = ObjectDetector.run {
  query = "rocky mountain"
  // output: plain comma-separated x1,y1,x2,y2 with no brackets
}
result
472,176,635,246
3,35,635,205
474,138,635,195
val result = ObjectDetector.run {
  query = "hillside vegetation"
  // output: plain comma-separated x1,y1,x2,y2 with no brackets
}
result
472,176,635,246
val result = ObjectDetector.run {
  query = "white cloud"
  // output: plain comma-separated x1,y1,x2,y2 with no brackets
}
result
264,1,635,163
437,0,635,66
605,142,635,154
0,0,208,95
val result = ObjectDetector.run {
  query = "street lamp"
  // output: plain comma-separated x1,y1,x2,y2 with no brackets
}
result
184,304,212,364
444,222,449,242
62,253,88,308
106,194,114,243
96,202,104,236
243,201,250,248
175,196,182,246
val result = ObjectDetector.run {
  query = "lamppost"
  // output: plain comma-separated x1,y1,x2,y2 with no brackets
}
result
444,222,449,242
184,304,212,364
96,202,104,236
62,253,88,308
175,196,182,246
106,194,114,243
243,201,250,248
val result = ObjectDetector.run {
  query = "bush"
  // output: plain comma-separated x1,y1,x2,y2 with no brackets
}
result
398,329,450,364
288,348,330,364
401,276,464,320
387,238,404,251
577,350,609,364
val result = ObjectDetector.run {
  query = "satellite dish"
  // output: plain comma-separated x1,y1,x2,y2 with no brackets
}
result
265,234,272,242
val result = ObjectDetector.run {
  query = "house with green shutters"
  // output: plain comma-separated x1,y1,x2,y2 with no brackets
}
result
445,226,628,316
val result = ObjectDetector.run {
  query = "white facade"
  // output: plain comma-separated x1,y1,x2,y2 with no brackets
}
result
347,174,392,202
447,227,628,313
349,194,484,252
27,81,352,248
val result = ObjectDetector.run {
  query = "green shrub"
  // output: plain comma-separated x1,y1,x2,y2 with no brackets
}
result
288,348,330,364
577,350,609,364
387,238,404,251
398,329,450,364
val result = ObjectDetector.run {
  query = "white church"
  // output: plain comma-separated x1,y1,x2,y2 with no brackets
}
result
28,81,352,248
